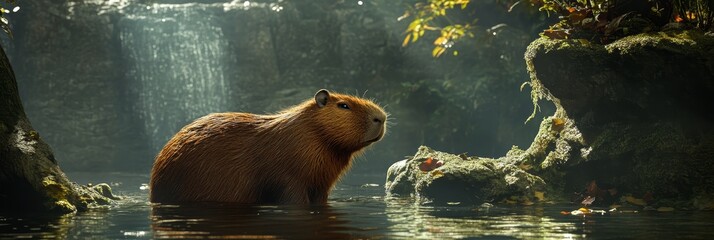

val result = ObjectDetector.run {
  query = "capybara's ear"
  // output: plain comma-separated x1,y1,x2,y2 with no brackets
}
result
315,89,330,108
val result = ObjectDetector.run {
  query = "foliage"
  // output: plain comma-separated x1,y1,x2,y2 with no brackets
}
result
673,0,714,30
402,0,714,53
530,0,713,42
400,0,475,57
0,0,17,38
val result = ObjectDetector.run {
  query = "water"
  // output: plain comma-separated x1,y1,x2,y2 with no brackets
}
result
2,172,714,239
120,3,234,152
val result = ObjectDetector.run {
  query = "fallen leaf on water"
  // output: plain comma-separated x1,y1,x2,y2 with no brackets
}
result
570,208,589,216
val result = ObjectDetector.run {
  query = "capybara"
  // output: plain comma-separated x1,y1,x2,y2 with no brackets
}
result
149,89,387,204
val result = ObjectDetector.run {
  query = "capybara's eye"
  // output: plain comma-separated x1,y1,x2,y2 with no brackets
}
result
338,103,350,109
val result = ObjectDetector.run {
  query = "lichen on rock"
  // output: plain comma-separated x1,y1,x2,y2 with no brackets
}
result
386,146,546,204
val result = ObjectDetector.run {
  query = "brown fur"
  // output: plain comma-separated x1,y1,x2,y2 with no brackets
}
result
149,89,387,204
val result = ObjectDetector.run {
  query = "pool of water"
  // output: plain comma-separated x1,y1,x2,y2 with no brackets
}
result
2,172,714,239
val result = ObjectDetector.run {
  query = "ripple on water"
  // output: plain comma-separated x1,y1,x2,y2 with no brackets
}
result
2,172,714,239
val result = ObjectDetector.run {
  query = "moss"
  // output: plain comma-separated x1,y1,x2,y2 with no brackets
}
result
41,176,78,213
42,176,69,200
605,31,711,55
52,199,77,213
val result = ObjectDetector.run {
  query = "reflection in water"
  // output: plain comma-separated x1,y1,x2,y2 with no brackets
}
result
150,203,360,239
2,173,714,239
384,199,580,239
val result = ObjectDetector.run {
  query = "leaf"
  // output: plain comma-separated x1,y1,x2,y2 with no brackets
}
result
433,36,448,46
407,19,421,32
432,46,446,57
402,34,411,47
419,157,444,172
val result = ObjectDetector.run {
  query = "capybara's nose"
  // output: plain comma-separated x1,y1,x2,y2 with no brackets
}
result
372,115,386,125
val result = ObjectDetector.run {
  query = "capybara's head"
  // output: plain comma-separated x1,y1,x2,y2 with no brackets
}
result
312,89,387,151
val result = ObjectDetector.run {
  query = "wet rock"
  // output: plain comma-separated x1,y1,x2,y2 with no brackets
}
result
523,30,714,202
385,146,546,204
73,182,122,207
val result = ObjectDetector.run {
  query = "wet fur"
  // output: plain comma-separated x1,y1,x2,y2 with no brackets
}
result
150,90,387,204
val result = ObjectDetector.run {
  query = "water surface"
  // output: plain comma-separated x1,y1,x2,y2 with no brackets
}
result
2,172,714,239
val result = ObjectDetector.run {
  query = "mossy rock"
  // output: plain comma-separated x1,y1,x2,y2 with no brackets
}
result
386,146,546,204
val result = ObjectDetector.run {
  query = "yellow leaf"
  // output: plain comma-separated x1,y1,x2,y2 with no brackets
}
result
402,34,411,47
433,36,447,46
432,46,446,57
407,20,420,32
411,31,419,43
578,207,591,213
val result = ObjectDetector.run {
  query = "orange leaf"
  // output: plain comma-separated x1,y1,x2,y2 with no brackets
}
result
419,157,444,172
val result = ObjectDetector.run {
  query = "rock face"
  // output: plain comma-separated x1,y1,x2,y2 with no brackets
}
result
525,31,714,201
386,146,546,204
0,44,118,214
387,31,714,206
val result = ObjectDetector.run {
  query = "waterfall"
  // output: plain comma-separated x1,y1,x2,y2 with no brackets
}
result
119,3,232,152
